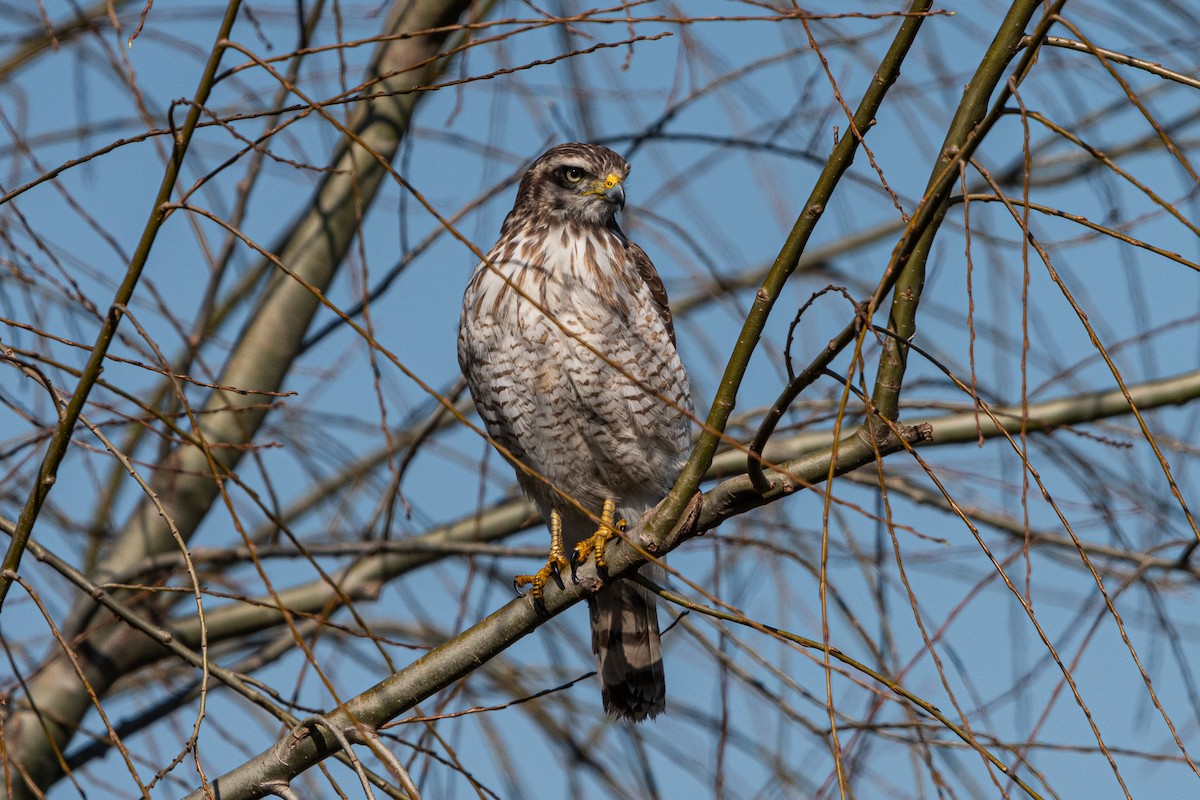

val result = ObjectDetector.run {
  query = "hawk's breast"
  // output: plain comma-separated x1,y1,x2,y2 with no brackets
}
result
459,222,692,510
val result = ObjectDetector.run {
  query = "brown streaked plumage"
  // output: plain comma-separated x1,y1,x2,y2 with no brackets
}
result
458,143,692,721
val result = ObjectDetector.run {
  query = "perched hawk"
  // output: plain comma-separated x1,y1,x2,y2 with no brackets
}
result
458,143,693,721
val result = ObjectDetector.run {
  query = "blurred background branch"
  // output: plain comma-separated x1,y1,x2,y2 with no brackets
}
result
2,1,1200,798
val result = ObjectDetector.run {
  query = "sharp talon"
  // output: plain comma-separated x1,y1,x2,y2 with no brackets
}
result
514,502,626,598
511,508,570,608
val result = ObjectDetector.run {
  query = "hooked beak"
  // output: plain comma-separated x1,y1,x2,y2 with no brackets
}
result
603,181,625,209
593,172,625,208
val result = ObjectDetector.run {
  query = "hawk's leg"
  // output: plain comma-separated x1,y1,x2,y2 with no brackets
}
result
571,496,627,580
514,508,570,604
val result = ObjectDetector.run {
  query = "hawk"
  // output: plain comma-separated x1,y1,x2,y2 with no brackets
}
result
458,143,693,721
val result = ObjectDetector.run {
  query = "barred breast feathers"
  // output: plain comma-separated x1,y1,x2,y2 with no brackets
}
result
466,223,653,341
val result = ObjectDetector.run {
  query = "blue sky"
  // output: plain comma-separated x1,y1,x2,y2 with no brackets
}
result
3,1,1200,797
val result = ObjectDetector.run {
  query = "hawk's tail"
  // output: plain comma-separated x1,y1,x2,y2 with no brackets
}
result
588,567,665,722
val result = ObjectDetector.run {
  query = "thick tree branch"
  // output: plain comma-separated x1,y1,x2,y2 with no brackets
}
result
9,367,1194,657
1,2,478,796
178,365,1200,799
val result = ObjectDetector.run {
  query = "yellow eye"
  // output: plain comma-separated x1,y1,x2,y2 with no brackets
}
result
563,167,585,183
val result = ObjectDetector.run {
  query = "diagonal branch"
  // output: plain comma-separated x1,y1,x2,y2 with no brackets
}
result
746,0,1066,494
1,2,480,797
178,364,1200,799
869,0,1063,422
0,1,244,610
648,0,937,531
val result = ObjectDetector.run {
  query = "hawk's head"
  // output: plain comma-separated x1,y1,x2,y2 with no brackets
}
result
512,143,630,226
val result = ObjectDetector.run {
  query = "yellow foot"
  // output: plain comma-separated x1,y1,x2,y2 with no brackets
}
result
514,509,570,606
572,497,626,580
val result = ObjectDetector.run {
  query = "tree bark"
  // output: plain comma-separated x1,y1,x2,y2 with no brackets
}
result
2,1,476,796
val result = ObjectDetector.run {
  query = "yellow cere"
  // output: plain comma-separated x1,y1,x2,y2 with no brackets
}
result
603,173,621,188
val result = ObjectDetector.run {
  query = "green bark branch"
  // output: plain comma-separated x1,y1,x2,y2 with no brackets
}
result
870,0,1065,420
746,0,1066,493
649,0,936,530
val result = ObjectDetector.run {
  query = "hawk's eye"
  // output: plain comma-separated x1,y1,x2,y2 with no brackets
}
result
563,167,585,184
